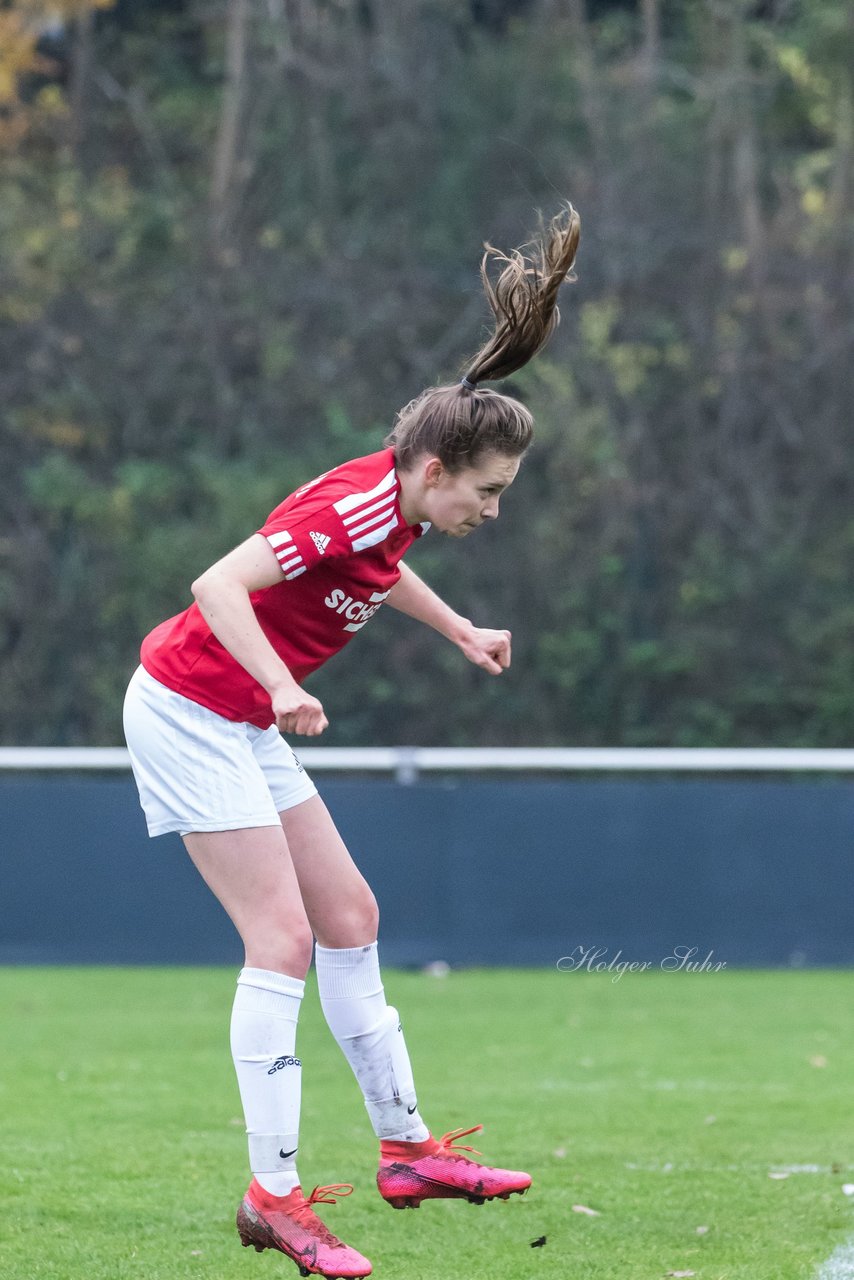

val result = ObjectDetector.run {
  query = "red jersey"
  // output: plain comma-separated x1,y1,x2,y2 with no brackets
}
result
140,448,428,727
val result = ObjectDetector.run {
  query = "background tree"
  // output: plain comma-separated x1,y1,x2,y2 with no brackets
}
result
1,0,852,747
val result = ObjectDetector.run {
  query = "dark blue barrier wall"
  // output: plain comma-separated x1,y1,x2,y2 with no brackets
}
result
1,775,852,966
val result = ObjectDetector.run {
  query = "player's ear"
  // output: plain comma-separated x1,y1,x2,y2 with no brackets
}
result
423,457,445,487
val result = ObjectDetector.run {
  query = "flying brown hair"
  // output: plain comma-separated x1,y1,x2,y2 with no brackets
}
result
387,203,580,473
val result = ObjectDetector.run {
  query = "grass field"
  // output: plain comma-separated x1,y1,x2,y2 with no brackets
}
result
1,967,852,1280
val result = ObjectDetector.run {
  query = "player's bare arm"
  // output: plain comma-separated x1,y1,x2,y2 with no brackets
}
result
387,562,511,675
191,534,328,735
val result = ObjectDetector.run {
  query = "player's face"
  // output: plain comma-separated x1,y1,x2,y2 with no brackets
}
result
426,452,521,537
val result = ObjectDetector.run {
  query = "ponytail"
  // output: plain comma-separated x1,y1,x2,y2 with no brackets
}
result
462,203,581,387
387,204,580,473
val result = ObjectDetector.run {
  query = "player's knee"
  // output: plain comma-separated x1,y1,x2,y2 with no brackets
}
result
315,883,379,948
246,916,314,979
352,883,380,941
338,888,379,945
286,923,316,976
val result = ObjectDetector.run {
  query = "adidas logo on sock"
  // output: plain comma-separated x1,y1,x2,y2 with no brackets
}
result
310,531,331,554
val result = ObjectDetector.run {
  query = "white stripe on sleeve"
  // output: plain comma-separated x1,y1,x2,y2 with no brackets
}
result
351,516,399,551
333,469,397,517
346,500,398,540
267,530,294,549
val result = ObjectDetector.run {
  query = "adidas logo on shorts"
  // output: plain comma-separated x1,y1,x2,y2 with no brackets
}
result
310,531,331,555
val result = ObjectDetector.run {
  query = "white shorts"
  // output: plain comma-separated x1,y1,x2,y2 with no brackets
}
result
123,666,317,838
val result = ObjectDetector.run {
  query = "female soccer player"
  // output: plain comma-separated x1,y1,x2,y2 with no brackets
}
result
123,205,580,1279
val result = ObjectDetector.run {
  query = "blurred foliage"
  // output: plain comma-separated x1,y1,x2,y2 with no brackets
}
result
1,0,853,746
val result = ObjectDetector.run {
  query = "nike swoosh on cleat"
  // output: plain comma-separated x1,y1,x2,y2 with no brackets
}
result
279,1147,298,1158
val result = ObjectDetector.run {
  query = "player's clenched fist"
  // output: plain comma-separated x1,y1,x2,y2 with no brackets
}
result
271,685,329,736
457,625,512,675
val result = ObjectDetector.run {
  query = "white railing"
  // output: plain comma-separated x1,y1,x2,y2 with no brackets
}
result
2,746,854,785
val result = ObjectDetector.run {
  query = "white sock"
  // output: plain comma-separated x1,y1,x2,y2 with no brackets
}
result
230,967,304,1195
315,942,430,1142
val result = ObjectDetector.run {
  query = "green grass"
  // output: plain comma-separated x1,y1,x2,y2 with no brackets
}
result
1,968,853,1280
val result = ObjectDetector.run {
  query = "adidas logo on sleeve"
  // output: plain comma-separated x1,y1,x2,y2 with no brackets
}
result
309,531,331,554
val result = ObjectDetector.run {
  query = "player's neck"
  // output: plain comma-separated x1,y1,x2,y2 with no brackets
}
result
396,469,428,527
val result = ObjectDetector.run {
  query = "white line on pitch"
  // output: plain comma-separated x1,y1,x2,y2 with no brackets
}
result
816,1238,854,1280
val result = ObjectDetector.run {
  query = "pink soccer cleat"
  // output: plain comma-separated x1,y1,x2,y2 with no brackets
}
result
377,1124,532,1209
236,1179,372,1278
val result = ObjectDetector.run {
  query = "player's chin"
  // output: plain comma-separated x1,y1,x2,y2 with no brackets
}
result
444,523,477,538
